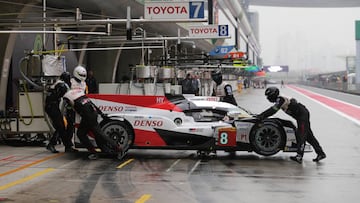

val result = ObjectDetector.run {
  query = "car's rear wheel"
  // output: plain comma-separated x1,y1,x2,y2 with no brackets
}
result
100,119,134,153
250,122,285,156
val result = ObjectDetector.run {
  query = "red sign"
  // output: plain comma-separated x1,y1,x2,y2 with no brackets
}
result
217,127,237,147
224,52,245,59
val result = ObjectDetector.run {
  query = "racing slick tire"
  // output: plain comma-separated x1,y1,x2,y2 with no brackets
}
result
100,119,134,155
249,121,286,156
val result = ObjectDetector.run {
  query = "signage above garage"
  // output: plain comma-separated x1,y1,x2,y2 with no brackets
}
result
189,24,229,38
144,1,205,19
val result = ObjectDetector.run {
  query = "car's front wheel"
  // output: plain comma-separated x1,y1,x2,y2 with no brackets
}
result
250,122,285,156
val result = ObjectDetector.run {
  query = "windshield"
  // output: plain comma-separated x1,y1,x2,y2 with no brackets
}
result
182,100,252,122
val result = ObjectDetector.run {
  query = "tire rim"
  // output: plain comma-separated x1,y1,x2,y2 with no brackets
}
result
102,122,130,151
254,125,281,152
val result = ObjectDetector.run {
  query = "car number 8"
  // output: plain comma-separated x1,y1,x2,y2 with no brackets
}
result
219,132,228,144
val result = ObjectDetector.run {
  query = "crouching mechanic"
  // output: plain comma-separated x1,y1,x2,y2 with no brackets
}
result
63,88,122,160
211,70,238,106
256,87,326,164
45,72,77,153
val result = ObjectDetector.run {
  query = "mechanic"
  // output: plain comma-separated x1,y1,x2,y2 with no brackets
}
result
85,70,98,93
63,65,88,154
211,70,238,106
71,65,88,92
63,88,121,160
45,72,78,153
181,73,198,94
256,87,326,164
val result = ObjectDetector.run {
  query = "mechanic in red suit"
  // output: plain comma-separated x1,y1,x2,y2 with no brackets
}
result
256,87,326,164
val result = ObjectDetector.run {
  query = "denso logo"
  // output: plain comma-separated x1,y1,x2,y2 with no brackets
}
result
134,120,163,127
98,105,124,112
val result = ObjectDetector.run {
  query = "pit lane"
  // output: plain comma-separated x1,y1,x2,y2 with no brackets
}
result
1,84,360,202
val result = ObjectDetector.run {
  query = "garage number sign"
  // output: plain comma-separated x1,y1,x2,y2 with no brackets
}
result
189,25,229,38
144,1,205,19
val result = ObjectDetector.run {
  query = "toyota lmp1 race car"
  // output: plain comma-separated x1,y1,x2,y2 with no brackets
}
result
77,94,311,158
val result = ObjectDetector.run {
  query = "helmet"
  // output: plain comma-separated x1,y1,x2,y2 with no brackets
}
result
73,65,87,81
265,87,279,102
60,71,71,86
211,70,222,85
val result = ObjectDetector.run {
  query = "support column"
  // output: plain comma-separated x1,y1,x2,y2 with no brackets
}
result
355,21,360,89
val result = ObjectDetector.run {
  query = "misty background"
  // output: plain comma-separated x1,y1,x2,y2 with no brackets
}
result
250,6,360,77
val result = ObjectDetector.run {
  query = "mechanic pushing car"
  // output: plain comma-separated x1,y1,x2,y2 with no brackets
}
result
63,87,122,160
62,65,88,155
45,72,77,153
211,70,238,106
256,87,326,164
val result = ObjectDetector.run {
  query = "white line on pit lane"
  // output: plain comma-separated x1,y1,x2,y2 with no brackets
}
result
188,160,201,175
166,159,181,172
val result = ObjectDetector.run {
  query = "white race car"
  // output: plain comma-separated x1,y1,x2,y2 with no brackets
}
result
77,94,311,157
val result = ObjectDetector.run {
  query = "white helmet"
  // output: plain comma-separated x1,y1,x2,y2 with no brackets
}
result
73,65,87,81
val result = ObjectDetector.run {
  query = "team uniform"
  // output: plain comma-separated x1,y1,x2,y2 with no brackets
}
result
211,70,238,106
64,66,121,159
257,87,326,163
45,73,76,153
64,70,88,146
70,77,87,91
63,88,121,159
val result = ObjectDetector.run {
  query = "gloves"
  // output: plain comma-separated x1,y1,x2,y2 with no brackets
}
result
100,113,109,120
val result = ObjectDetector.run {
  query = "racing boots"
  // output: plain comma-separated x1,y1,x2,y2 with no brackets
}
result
115,144,126,160
65,147,79,153
46,144,59,153
290,154,303,164
87,147,99,160
88,153,99,160
313,153,326,162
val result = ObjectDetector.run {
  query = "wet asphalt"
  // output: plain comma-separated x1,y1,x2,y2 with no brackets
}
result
1,84,360,203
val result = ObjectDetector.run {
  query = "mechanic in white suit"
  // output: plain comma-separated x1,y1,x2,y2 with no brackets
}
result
63,88,121,159
63,65,88,154
211,70,238,106
71,65,88,92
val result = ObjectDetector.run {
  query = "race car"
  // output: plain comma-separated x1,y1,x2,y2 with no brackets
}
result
76,94,311,158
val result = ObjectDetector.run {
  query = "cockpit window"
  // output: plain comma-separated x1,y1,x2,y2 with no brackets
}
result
184,109,228,122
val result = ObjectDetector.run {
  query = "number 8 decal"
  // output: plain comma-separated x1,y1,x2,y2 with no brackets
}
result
219,132,228,145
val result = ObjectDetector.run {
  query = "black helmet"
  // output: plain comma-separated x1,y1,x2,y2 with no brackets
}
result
265,87,279,102
60,71,71,87
211,70,222,85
